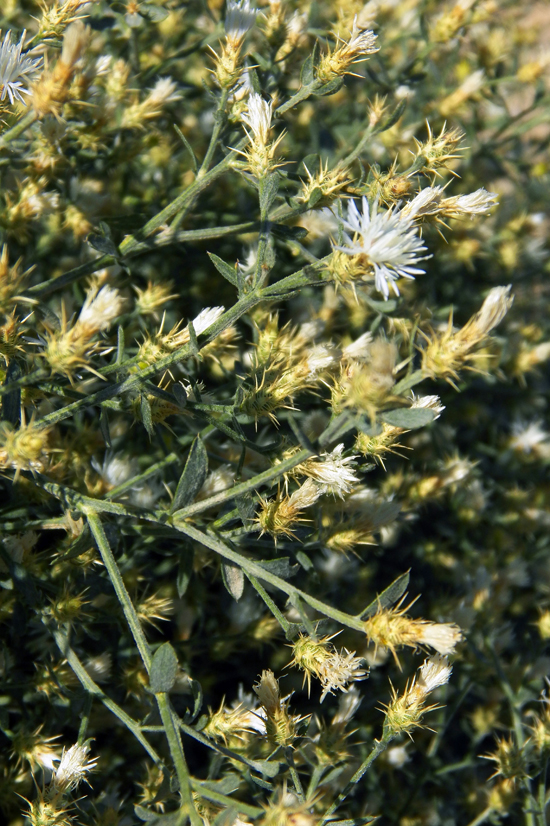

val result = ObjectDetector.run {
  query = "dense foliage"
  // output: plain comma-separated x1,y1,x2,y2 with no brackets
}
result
0,1,549,825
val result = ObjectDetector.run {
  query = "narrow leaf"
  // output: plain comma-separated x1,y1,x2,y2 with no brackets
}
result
177,548,194,597
382,407,435,429
174,124,198,173
170,437,209,513
208,252,239,287
360,571,410,619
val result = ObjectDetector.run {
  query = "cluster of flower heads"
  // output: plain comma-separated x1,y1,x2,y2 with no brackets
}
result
0,0,549,824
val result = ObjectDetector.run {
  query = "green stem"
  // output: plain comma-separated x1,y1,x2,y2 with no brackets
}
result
197,88,230,180
86,510,152,672
36,476,367,633
0,109,38,147
320,734,393,823
173,447,312,519
52,628,163,764
286,748,304,800
464,807,495,826
77,693,93,746
306,763,325,800
156,692,202,826
245,572,291,635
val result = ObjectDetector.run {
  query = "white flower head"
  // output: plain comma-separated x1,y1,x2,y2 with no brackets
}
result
84,653,112,683
192,306,225,335
146,77,182,107
417,655,453,695
53,743,97,794
410,394,445,419
401,186,444,220
78,285,126,332
332,684,363,724
0,30,42,105
344,18,378,57
386,744,410,767
343,331,373,362
417,621,462,655
241,92,272,146
92,451,139,488
335,196,430,299
441,188,498,218
472,285,513,337
225,0,259,43
308,444,360,498
318,648,368,702
306,344,337,377
510,421,550,455
287,477,323,510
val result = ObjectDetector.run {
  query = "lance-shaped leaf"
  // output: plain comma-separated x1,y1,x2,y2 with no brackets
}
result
170,437,209,514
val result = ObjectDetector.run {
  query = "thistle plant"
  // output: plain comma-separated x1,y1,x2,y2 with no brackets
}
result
0,1,549,825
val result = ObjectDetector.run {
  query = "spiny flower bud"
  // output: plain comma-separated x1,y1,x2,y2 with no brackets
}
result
317,17,378,82
238,92,286,178
299,160,352,208
0,420,51,474
482,736,531,783
253,670,301,748
412,122,465,179
257,479,322,539
420,286,513,386
364,597,462,663
382,655,452,738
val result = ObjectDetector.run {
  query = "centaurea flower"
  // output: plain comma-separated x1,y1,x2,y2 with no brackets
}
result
52,743,97,794
335,197,429,299
0,30,42,105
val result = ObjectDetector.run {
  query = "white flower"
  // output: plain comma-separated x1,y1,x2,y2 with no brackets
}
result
78,285,126,332
343,331,373,362
241,92,272,145
92,452,138,488
401,186,444,220
287,478,323,510
225,0,259,43
417,655,453,694
307,444,360,498
386,745,410,767
145,77,182,106
342,18,378,59
510,421,550,455
318,648,368,702
332,684,363,723
198,465,235,499
441,188,498,217
417,622,462,655
53,743,97,794
410,394,445,419
298,208,339,239
84,653,112,683
306,344,337,377
0,30,42,105
471,285,513,337
335,197,429,299
192,306,225,335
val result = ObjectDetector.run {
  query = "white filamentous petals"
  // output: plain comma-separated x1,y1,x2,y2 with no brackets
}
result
335,196,430,299
0,30,42,105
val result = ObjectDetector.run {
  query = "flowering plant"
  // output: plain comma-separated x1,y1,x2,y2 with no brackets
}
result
0,1,549,825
